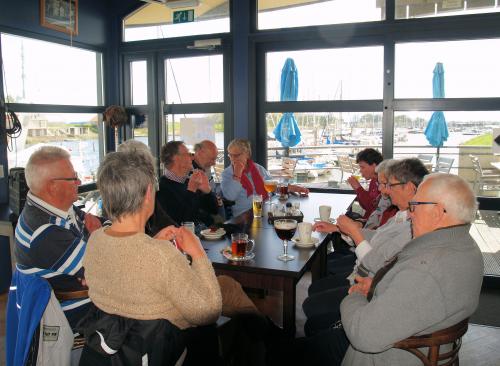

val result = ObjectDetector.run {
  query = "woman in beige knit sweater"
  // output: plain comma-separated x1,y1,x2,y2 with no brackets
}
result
83,150,222,330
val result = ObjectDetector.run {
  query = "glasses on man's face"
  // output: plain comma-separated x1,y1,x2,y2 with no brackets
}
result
228,152,242,159
52,175,80,182
408,201,445,213
387,182,406,190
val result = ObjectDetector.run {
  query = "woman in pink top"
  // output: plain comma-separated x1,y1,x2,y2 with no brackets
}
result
347,148,383,220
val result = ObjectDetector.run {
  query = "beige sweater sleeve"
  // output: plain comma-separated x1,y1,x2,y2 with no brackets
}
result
158,247,222,326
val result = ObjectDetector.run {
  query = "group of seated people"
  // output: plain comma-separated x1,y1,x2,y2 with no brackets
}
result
7,142,484,366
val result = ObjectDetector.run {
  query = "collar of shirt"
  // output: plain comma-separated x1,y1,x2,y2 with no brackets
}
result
394,209,408,223
163,167,188,184
27,191,76,223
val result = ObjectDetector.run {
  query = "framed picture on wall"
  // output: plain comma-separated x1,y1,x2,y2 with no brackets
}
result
40,0,78,35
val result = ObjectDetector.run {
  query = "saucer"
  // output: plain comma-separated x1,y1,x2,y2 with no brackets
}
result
292,237,320,248
201,228,226,240
313,218,336,223
222,248,255,262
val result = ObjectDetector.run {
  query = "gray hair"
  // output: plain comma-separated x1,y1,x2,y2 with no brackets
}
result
423,173,478,223
386,158,429,188
228,139,251,156
97,151,156,221
25,146,71,193
160,141,185,168
117,140,156,170
375,159,397,176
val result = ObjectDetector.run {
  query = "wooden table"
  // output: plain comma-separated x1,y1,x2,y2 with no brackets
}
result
202,192,355,336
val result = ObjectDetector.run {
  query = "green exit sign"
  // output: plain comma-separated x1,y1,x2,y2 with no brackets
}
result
173,9,195,24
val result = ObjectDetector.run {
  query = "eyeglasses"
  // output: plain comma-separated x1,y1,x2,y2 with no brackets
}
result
408,201,446,213
52,175,80,182
378,182,388,188
387,182,406,189
227,152,243,159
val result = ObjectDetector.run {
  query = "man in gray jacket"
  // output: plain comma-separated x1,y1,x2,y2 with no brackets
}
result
340,173,483,366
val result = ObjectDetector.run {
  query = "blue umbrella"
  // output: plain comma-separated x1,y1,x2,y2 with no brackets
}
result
424,62,449,160
273,58,302,148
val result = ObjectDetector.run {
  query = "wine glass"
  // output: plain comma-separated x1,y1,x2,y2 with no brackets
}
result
264,180,278,205
274,219,297,261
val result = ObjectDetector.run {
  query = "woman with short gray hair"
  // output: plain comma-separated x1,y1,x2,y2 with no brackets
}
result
83,150,222,332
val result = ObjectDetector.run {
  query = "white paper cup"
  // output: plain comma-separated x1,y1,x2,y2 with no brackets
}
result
319,205,332,221
298,222,313,243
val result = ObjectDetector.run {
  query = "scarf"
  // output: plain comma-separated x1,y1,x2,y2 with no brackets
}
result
239,160,269,200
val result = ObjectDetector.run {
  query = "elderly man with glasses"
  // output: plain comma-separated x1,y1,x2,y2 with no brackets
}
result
292,173,483,366
13,146,104,328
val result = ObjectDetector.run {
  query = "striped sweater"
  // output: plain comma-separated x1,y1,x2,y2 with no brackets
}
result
14,192,91,327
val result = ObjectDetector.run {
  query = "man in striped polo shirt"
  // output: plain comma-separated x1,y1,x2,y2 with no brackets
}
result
14,146,103,328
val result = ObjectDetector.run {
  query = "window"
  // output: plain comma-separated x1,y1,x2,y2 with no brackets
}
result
123,1,230,42
395,0,500,19
131,60,148,105
2,33,102,106
165,55,223,104
266,112,382,186
7,113,101,184
266,47,384,101
395,39,500,99
393,111,500,196
258,0,384,30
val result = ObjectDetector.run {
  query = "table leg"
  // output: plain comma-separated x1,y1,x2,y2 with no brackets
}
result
311,237,328,282
282,278,296,337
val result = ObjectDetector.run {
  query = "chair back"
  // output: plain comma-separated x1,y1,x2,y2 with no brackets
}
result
435,157,454,173
281,157,297,178
337,155,356,182
393,318,469,366
417,154,434,163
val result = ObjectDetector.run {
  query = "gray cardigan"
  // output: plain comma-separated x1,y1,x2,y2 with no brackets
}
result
340,224,483,366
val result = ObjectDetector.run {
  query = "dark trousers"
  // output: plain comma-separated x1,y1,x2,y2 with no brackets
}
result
287,328,350,366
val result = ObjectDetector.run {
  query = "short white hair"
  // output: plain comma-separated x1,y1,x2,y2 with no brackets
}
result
423,173,477,223
25,146,71,193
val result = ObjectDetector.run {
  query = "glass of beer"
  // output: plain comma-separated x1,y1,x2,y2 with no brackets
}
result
264,180,278,205
274,219,297,261
278,182,289,200
252,194,263,217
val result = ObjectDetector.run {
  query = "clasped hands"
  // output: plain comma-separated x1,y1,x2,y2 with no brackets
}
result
154,225,205,259
188,169,211,193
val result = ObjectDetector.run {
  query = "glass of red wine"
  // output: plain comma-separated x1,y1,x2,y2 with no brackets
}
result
274,219,297,261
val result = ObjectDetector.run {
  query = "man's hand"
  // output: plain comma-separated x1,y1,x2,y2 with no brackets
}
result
84,213,102,234
348,276,372,297
347,176,362,190
187,170,210,193
196,172,211,194
289,184,309,195
313,221,338,233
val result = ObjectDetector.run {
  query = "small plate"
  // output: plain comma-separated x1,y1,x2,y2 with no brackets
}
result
201,228,226,240
292,237,320,248
221,248,255,262
313,218,336,223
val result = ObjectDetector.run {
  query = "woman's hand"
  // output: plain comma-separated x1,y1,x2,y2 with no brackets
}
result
336,215,365,245
313,221,338,233
232,161,245,180
173,227,206,259
347,176,362,190
154,225,179,241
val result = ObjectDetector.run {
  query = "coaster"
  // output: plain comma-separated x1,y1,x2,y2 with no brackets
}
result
222,248,255,262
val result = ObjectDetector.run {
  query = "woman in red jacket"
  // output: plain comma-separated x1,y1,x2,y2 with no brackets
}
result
347,148,383,220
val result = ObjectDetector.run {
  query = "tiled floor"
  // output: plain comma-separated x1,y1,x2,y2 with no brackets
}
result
2,275,500,366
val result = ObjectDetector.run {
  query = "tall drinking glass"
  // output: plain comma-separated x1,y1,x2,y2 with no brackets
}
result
264,180,278,205
274,219,297,262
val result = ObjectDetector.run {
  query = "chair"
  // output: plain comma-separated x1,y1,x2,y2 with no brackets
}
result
337,155,357,182
435,157,454,173
469,155,500,194
393,318,469,366
273,157,297,180
417,154,434,172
